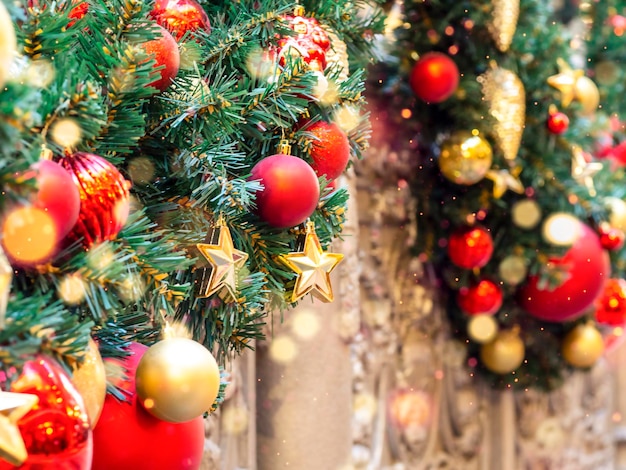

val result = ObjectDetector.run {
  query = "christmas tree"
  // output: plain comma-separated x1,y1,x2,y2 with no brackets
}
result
370,0,626,390
0,0,382,466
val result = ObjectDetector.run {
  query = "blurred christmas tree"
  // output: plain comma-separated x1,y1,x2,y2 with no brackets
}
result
370,0,626,391
0,0,382,466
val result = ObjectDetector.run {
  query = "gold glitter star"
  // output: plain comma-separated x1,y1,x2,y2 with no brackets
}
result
196,220,248,302
0,247,11,329
571,145,602,197
485,168,525,198
547,58,584,108
280,221,343,303
0,392,38,466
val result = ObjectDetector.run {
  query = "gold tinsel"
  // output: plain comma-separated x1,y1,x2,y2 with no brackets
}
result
479,64,525,161
487,0,519,52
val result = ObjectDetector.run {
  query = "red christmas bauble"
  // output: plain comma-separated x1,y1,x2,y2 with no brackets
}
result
307,121,351,180
250,154,320,228
0,357,92,470
68,1,88,27
599,224,625,250
277,14,330,71
31,159,81,241
150,0,211,41
92,342,205,470
595,278,626,326
457,279,503,315
57,152,130,248
519,222,610,322
142,25,180,91
546,111,570,134
409,52,459,103
447,225,493,269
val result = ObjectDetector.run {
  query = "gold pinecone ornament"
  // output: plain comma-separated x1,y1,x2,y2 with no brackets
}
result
487,0,520,52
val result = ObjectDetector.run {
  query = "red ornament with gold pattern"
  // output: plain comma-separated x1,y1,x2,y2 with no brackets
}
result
150,0,211,41
57,152,131,248
276,9,331,71
457,278,503,315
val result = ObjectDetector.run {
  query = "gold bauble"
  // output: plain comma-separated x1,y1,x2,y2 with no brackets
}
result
71,338,107,427
438,131,493,185
479,65,525,161
487,0,520,52
136,337,220,423
605,197,626,232
480,329,525,374
562,323,604,368
574,76,599,115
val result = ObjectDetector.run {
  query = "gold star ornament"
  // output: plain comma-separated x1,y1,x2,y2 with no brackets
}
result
195,219,248,302
547,58,599,114
485,168,525,199
571,145,602,197
0,392,38,466
280,221,343,303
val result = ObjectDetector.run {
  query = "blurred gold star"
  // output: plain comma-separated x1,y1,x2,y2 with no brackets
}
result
196,220,248,301
485,168,524,198
280,221,343,303
571,145,602,196
0,392,38,466
547,58,583,108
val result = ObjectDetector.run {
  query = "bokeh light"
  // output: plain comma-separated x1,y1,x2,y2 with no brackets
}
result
51,118,82,148
269,335,298,364
2,206,57,265
58,273,87,305
291,309,320,340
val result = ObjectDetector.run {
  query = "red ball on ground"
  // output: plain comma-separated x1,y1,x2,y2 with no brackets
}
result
518,222,610,322
92,342,205,470
547,111,570,134
307,121,351,180
150,0,211,41
250,154,320,228
0,357,92,470
142,25,180,91
409,52,459,103
457,279,503,315
447,225,493,269
32,159,81,241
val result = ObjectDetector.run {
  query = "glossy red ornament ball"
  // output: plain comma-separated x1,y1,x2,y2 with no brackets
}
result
595,278,626,326
307,121,351,181
150,0,211,41
277,14,330,71
547,111,570,134
457,279,503,315
518,222,610,322
250,154,320,228
599,224,625,250
447,225,493,269
0,357,92,470
409,52,460,103
31,159,81,241
57,152,130,248
92,342,205,470
142,25,180,91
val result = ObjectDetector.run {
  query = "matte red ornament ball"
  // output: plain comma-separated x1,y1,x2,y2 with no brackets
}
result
595,278,626,326
409,52,460,103
307,121,351,181
57,152,130,248
250,154,320,228
447,225,493,269
457,279,503,315
599,224,625,250
150,0,211,41
142,25,180,91
0,357,92,470
518,222,610,323
92,342,205,470
547,111,570,134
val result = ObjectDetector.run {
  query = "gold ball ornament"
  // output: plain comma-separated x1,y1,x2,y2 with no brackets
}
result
574,76,599,115
0,1,16,88
498,255,527,286
511,199,541,229
438,131,493,185
136,337,220,423
480,329,525,374
561,323,604,368
605,197,626,232
71,338,107,427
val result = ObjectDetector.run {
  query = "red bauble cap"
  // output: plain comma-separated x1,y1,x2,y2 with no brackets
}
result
595,278,626,326
518,222,610,322
457,279,503,315
92,343,205,470
142,25,180,91
250,154,320,228
409,52,460,104
447,225,493,269
150,0,211,41
307,121,351,180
